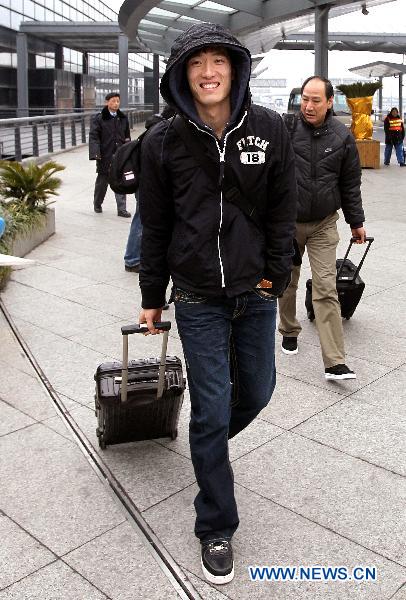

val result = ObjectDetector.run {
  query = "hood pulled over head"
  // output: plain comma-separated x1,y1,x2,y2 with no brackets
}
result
160,22,251,128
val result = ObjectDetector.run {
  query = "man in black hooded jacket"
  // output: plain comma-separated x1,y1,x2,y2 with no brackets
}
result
138,23,297,584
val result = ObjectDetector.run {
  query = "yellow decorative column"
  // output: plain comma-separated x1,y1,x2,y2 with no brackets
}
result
346,96,374,140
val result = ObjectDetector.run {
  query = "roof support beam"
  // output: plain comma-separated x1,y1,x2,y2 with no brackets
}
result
159,2,230,26
141,16,190,31
208,0,263,18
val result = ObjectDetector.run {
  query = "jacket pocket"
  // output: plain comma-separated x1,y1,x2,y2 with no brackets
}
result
173,287,208,304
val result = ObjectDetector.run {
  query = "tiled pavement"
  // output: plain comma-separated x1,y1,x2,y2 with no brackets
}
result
1,127,406,599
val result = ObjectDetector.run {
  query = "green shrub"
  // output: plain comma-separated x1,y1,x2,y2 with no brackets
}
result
0,160,65,210
0,159,65,288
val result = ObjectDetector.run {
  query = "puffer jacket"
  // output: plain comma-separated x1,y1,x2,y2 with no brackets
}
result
139,23,297,309
289,112,364,226
89,107,130,175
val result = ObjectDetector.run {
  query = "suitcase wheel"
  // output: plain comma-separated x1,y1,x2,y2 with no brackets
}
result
171,429,178,441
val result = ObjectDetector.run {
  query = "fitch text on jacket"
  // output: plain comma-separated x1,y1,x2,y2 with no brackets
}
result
236,136,269,165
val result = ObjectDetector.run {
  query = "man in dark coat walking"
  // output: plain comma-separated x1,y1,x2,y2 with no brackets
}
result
89,92,131,217
279,76,366,380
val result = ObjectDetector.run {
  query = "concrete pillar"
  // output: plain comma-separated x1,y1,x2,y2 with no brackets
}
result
16,32,29,117
82,51,88,74
378,76,383,112
55,44,64,69
118,33,129,108
314,5,330,78
399,73,403,121
153,53,160,113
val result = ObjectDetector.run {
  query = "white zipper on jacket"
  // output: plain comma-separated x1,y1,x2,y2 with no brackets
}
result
188,112,247,287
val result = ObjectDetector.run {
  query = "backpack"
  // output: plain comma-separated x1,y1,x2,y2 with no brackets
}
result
282,112,298,134
108,130,148,195
108,113,170,195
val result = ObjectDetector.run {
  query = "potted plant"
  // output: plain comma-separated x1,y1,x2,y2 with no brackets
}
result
0,160,65,287
336,81,381,140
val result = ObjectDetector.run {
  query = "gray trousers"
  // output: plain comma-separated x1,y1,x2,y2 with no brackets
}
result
94,173,126,213
278,212,345,368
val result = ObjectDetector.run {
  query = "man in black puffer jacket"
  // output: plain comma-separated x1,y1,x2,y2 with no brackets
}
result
138,23,297,584
89,92,131,217
279,75,366,380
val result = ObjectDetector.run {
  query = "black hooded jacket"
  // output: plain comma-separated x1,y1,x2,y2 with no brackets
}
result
89,106,130,175
139,23,298,309
290,112,364,225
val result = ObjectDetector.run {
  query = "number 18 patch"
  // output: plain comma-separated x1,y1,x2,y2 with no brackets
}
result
240,151,266,164
236,136,269,165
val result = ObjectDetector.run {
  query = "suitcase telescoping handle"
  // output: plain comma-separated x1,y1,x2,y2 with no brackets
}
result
337,237,374,282
120,322,171,403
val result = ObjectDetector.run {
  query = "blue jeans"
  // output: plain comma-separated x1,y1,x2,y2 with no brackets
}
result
124,197,142,267
174,289,277,542
384,142,405,165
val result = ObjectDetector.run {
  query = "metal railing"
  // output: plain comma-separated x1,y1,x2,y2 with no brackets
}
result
0,108,153,162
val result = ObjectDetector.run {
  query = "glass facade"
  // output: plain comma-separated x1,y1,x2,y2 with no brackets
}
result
0,0,156,110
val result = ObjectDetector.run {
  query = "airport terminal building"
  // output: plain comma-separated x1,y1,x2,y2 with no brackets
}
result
0,0,155,115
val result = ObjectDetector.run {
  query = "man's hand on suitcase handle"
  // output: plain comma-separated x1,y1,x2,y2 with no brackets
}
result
139,308,164,335
351,226,366,244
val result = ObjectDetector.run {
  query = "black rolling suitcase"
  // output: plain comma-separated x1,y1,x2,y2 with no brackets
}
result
305,237,374,322
94,322,185,449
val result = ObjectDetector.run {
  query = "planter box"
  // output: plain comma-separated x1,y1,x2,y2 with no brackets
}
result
355,139,380,169
11,207,55,257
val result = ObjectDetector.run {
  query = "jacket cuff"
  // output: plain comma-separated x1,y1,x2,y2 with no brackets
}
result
263,273,291,296
350,223,363,229
141,287,167,309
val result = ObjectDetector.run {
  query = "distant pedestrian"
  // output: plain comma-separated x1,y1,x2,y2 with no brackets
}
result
383,107,405,167
89,92,132,217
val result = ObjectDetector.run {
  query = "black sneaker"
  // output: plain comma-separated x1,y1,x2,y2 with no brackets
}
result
125,264,140,273
94,205,103,213
400,163,405,167
201,539,234,585
325,364,356,380
118,210,131,218
281,336,298,355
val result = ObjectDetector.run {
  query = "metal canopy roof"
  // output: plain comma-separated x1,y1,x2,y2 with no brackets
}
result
349,60,406,78
277,32,406,54
119,0,395,56
19,21,147,53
